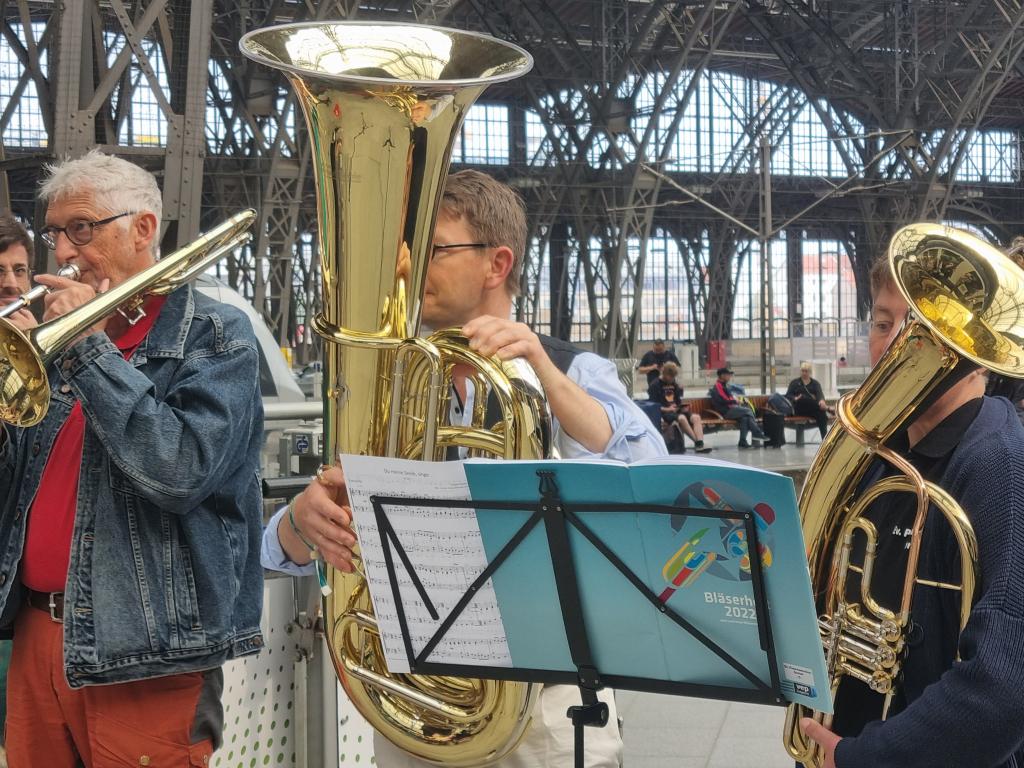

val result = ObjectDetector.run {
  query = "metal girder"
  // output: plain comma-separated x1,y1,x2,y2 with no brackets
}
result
464,0,744,354
607,1,743,358
1,1,56,139
703,222,741,342
411,0,460,24
893,0,919,114
161,0,214,245
252,151,308,343
916,2,1024,220
738,0,1024,316
5,0,213,250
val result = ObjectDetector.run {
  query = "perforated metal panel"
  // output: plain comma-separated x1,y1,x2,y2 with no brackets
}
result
215,577,298,768
214,576,379,767
338,682,377,765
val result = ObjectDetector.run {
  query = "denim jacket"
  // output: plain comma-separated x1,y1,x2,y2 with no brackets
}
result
0,284,265,687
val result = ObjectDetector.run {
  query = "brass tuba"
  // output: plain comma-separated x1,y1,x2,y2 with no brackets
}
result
239,23,544,765
783,223,1024,767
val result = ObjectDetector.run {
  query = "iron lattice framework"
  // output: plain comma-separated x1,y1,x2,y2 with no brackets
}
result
3,0,1024,358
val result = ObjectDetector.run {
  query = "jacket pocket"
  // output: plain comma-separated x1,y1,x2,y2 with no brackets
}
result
176,545,203,635
165,515,205,649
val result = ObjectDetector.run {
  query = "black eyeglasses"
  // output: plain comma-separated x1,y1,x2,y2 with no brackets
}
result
431,242,491,259
39,211,136,250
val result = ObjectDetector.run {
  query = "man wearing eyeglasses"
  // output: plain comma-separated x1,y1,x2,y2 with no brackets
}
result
262,170,666,768
0,149,265,766
0,214,34,325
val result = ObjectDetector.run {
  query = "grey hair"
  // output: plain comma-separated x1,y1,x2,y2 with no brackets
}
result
39,149,162,256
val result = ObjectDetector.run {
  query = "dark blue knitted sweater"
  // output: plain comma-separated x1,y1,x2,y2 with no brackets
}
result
836,396,1024,768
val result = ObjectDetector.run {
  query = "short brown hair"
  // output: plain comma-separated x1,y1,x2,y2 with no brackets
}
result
662,361,679,378
0,213,31,256
441,170,527,297
870,255,896,300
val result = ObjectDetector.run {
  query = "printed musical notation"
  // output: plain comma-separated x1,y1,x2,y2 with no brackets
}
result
340,455,513,674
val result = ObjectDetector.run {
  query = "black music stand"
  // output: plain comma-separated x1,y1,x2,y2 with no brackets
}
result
369,470,785,768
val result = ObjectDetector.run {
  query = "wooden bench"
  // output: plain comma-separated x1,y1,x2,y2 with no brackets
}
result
681,394,834,447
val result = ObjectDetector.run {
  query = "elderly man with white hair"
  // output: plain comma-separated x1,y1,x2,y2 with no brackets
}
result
784,361,831,440
0,149,265,766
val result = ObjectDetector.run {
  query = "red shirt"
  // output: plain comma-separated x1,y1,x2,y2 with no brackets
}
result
22,296,166,593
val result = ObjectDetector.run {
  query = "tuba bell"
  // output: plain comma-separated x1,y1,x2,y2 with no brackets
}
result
783,223,1024,766
240,23,544,765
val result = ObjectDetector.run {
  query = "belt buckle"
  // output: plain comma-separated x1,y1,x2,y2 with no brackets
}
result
47,592,61,623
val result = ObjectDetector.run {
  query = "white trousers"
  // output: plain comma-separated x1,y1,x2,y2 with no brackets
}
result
372,684,622,768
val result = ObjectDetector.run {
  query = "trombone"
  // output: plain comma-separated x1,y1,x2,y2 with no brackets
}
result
0,263,81,320
0,209,256,428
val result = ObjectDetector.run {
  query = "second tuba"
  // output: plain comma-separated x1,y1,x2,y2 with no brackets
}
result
783,223,1024,766
240,23,543,766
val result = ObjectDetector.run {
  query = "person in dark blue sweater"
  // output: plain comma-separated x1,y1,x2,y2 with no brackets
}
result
800,259,1024,767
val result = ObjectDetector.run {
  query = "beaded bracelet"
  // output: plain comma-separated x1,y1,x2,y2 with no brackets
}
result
287,499,319,561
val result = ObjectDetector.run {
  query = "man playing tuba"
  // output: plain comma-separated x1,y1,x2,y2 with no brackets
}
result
262,169,667,767
800,256,1024,767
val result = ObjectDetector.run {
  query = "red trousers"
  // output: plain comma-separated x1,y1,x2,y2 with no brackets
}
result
6,604,213,767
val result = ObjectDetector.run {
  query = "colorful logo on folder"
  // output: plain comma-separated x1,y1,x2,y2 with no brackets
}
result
658,483,776,603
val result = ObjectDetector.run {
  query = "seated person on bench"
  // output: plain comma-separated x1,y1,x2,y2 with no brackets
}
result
709,366,767,449
785,362,832,440
648,362,712,453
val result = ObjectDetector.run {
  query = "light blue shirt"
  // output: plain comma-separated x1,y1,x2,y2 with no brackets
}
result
261,349,666,574
552,351,666,462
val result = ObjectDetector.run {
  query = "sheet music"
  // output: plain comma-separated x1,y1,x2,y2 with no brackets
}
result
340,455,513,674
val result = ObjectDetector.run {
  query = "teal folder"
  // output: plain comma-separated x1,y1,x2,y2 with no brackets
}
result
462,456,831,712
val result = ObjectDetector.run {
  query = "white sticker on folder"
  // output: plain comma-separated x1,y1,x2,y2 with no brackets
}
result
783,662,815,686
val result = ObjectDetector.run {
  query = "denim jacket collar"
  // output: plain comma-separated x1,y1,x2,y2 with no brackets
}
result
129,284,195,366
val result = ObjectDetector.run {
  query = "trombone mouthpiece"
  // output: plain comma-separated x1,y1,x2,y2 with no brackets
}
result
0,262,83,319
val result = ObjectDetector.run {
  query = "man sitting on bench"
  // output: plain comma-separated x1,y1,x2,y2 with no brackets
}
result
785,362,832,440
709,367,767,449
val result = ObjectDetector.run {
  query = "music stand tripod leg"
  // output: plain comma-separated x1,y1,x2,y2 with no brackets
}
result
537,471,611,768
567,667,609,768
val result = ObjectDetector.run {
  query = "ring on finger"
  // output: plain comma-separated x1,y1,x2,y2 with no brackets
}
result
315,464,331,487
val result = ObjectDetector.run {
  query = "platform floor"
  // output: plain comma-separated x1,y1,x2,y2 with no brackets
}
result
620,691,794,767
687,429,823,471
619,432,822,767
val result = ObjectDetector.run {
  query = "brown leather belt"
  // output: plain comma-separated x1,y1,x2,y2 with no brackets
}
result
26,589,64,622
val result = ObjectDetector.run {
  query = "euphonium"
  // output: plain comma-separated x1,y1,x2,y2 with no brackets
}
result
783,223,1024,767
0,210,255,427
239,23,542,765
